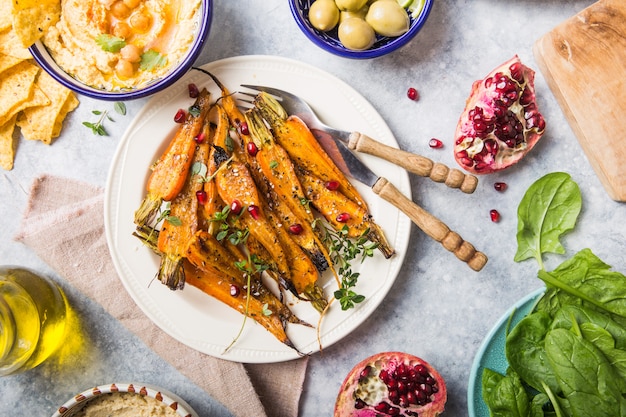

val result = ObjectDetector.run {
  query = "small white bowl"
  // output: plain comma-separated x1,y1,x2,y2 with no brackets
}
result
51,383,199,417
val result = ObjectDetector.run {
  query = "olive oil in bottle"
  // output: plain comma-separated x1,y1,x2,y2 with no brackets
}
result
0,266,68,376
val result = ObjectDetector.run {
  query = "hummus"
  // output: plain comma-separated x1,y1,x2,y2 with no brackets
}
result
42,0,201,91
73,392,179,417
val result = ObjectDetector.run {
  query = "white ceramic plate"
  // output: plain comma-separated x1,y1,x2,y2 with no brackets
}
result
104,55,412,363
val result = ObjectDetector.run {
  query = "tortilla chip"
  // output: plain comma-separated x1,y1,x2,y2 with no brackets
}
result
0,60,40,126
0,27,32,59
0,114,18,170
0,0,12,32
17,70,78,144
11,0,61,48
0,52,25,74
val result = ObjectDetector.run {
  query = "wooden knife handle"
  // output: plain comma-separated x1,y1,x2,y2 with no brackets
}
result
349,132,478,194
373,177,488,271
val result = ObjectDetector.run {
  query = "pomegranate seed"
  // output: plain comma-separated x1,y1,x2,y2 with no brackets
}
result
288,223,303,235
494,182,507,192
230,284,240,297
194,132,206,144
336,213,350,223
230,199,243,215
246,142,258,156
248,204,260,220
173,109,186,123
490,209,501,222
196,190,207,205
325,180,340,191
428,138,443,149
188,83,199,98
238,121,249,136
407,87,419,101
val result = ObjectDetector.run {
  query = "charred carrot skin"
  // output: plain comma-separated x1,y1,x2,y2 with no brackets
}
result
134,89,212,227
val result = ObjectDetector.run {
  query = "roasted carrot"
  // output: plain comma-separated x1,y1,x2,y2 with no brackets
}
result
134,88,212,227
185,231,306,351
253,91,366,207
155,119,211,290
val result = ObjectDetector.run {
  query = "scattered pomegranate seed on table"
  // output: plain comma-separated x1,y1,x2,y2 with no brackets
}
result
188,83,199,98
490,209,501,223
429,138,443,149
173,109,186,123
494,182,507,192
407,87,419,101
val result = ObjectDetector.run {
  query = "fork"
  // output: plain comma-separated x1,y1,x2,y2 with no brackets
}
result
239,84,478,194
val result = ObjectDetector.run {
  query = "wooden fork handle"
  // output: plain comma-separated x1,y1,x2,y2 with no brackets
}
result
373,177,488,271
349,132,478,194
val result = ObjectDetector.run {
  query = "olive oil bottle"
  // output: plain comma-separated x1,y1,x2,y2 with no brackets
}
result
0,266,68,376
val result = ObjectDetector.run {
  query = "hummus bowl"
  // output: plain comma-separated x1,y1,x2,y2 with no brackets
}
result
30,0,213,101
51,383,199,417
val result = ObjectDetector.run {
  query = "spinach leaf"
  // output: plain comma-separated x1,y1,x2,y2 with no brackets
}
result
551,304,626,349
538,249,626,317
545,328,625,417
514,172,581,269
579,322,626,389
482,368,530,417
506,311,560,393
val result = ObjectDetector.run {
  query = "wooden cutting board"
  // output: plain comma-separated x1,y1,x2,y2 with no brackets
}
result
533,0,626,202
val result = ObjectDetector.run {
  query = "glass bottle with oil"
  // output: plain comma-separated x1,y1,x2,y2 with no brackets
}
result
0,266,68,376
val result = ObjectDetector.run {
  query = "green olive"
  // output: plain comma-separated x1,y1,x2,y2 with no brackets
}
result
337,17,375,51
309,0,340,32
339,7,368,23
365,0,409,37
335,0,368,12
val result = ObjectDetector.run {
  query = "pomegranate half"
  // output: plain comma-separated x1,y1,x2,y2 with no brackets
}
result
454,55,546,174
334,351,447,417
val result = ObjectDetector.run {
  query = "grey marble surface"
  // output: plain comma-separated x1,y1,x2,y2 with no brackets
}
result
2,0,625,416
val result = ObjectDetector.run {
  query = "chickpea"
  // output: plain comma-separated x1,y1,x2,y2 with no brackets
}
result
110,1,131,19
123,0,141,9
335,0,368,12
120,44,141,63
115,58,135,79
130,10,153,33
337,17,375,51
308,0,339,32
365,0,409,37
112,21,132,39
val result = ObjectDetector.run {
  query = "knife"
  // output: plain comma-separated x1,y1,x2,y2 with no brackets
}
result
311,128,488,272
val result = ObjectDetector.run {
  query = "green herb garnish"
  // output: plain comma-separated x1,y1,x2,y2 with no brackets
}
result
95,34,126,52
140,49,167,71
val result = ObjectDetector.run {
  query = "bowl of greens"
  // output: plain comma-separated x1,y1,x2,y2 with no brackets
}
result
469,172,626,417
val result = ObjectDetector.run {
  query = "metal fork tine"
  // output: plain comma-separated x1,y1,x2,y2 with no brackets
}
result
240,84,287,101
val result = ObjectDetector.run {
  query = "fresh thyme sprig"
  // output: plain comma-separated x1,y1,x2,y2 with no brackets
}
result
321,223,379,310
83,102,126,136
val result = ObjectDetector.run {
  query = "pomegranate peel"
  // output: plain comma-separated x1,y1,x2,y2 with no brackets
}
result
454,55,546,174
334,351,447,417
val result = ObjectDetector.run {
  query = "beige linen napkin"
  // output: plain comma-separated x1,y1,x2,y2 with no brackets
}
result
15,174,308,417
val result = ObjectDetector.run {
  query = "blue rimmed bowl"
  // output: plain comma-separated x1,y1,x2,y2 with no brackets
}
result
289,0,433,59
30,0,212,101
